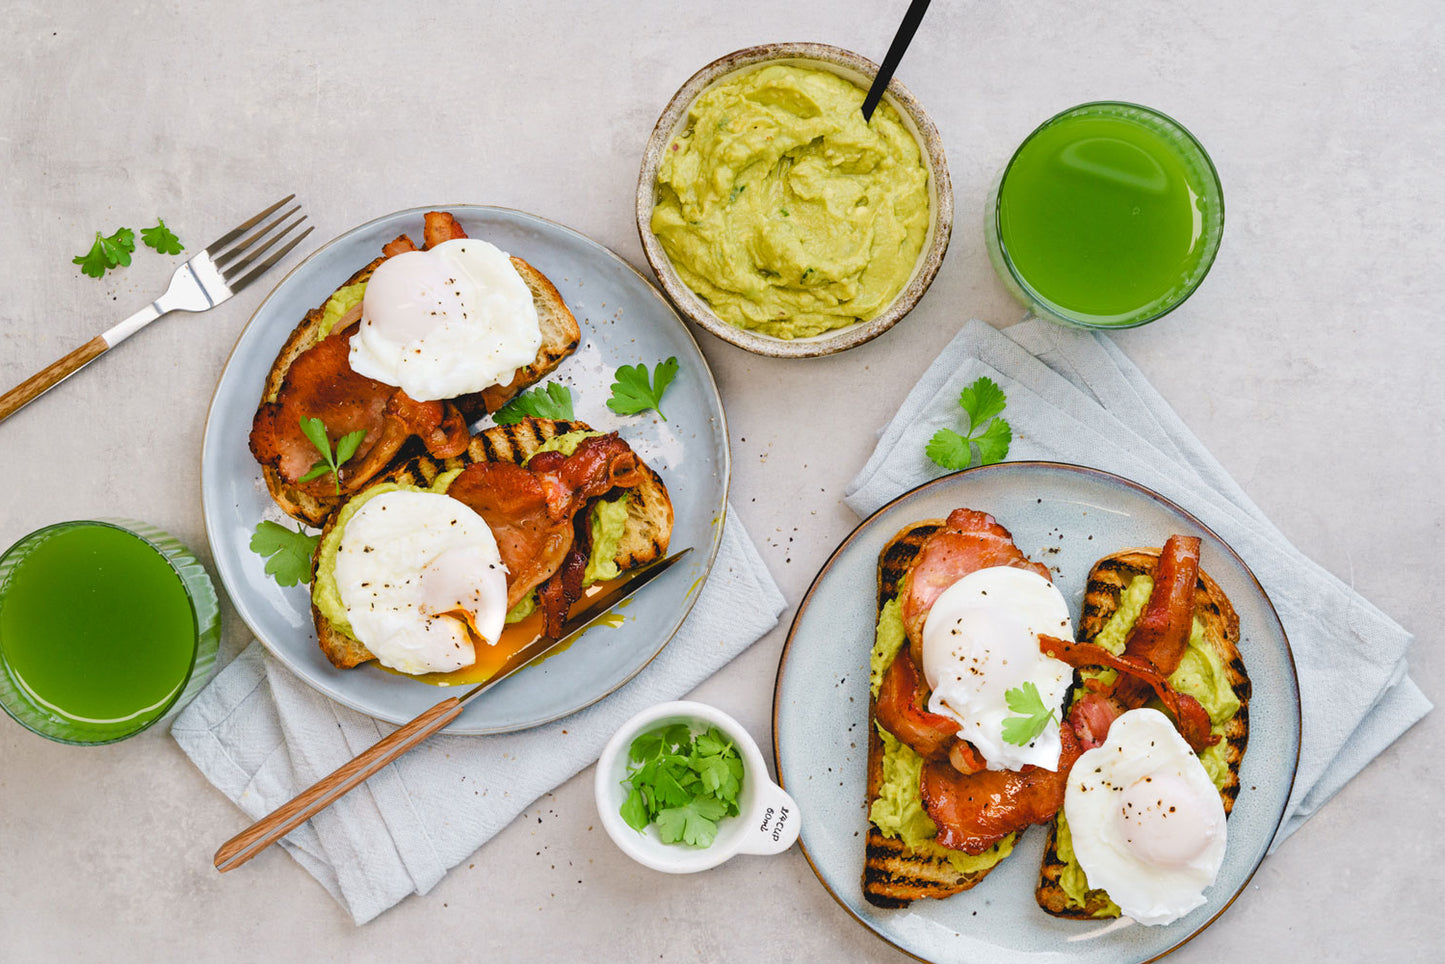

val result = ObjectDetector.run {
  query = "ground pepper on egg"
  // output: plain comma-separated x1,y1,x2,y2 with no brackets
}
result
651,63,930,339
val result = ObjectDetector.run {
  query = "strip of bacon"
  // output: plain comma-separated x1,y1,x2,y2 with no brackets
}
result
1040,634,1217,752
900,509,1051,659
382,234,418,257
537,541,588,639
875,648,960,760
248,326,469,495
423,211,468,249
1111,535,1202,708
445,434,646,622
920,723,1082,854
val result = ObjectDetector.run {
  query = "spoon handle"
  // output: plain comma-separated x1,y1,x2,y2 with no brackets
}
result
213,695,465,872
861,0,933,121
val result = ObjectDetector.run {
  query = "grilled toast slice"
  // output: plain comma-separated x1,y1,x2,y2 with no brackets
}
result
862,520,1006,907
256,238,581,527
311,417,672,670
1035,548,1250,919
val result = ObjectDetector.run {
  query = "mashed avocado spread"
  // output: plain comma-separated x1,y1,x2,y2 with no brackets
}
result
1055,574,1242,915
868,597,1016,875
651,64,930,339
316,282,367,339
313,431,630,642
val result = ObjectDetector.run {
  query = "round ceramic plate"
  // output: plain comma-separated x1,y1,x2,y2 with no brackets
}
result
773,463,1299,963
201,205,729,733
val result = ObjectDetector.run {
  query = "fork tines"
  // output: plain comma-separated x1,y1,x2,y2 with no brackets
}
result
206,195,313,294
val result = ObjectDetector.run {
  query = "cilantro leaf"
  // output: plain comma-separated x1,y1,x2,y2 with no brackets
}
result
72,235,111,279
654,797,728,847
606,357,679,421
334,428,367,466
140,218,184,255
959,377,1007,429
250,521,319,587
297,417,366,495
620,787,649,831
974,418,1013,465
629,729,665,763
925,428,973,471
925,376,1012,471
492,382,574,425
73,227,136,279
1000,681,1058,746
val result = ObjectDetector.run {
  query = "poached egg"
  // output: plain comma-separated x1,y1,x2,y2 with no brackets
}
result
1064,707,1227,926
349,238,541,401
333,490,509,675
920,566,1075,771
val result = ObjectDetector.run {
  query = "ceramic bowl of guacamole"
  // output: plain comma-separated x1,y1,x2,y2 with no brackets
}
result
637,43,953,358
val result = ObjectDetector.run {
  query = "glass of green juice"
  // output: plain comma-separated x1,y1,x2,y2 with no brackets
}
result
0,520,220,745
985,101,1224,329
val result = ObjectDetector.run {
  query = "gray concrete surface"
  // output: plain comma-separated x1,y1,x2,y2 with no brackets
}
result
0,1,1439,960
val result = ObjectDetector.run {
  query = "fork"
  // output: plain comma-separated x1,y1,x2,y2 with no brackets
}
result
0,195,313,424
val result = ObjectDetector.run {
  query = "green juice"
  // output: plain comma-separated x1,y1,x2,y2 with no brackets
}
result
0,522,197,738
991,103,1223,328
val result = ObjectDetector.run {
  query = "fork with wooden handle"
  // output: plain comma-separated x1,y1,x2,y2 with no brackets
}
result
0,196,312,424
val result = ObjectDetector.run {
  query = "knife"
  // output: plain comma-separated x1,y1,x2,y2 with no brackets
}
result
213,547,692,873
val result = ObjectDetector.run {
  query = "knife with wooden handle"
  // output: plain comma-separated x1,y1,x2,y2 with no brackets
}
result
213,547,691,873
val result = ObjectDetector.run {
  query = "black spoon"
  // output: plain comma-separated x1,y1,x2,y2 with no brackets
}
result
861,0,933,121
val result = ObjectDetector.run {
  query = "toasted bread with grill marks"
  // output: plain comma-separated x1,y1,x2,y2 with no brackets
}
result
862,520,1005,907
256,231,581,527
311,418,671,670
1035,547,1250,919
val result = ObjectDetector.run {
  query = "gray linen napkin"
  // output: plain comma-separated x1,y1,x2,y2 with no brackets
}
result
172,507,784,924
845,318,1429,846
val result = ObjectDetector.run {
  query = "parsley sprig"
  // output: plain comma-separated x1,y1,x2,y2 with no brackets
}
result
73,227,136,279
606,357,679,421
250,521,319,587
926,376,1013,471
492,382,574,425
620,722,744,848
141,218,184,255
297,417,366,495
1000,681,1058,746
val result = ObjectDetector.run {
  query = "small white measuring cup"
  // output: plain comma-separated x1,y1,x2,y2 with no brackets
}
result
595,700,801,873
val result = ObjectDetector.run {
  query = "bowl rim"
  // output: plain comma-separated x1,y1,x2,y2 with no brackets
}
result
635,42,954,359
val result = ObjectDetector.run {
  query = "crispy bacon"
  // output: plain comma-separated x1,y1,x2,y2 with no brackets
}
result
1111,535,1202,708
537,542,588,639
1040,635,1217,752
875,648,960,760
382,234,418,257
900,509,1051,659
248,325,470,495
423,211,468,249
921,723,1081,854
1068,691,1122,751
446,434,645,623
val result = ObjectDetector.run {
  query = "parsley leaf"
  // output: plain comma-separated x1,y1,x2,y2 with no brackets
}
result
250,521,319,587
492,382,574,425
654,797,729,847
619,721,745,849
72,227,137,279
926,376,1013,470
298,417,366,495
606,357,679,421
1000,681,1058,746
140,218,184,255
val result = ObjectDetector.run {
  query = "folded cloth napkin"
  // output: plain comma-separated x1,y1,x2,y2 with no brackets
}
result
846,318,1429,846
172,507,784,924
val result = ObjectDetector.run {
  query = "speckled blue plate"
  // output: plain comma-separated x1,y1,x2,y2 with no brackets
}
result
201,205,729,733
773,463,1299,963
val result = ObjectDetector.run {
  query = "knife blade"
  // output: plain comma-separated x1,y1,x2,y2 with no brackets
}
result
455,546,693,709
